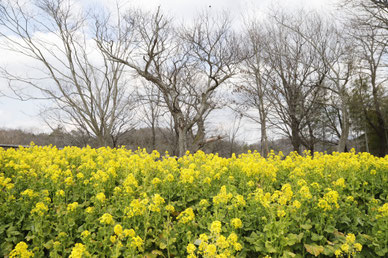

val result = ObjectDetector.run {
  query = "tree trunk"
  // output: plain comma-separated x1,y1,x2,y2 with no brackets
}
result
337,102,349,152
372,87,388,156
364,121,370,153
97,134,108,148
291,120,301,154
151,122,156,151
173,112,188,157
192,118,206,152
177,127,188,157
260,118,269,157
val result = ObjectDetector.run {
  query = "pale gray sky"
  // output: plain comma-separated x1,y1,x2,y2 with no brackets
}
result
0,0,339,143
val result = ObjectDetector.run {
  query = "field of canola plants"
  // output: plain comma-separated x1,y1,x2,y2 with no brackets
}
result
0,145,387,257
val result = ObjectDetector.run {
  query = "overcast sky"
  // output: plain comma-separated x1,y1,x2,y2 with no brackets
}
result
0,0,339,143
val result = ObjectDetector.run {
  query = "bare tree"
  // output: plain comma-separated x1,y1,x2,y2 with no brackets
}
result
307,17,356,152
96,8,242,156
261,12,327,154
351,21,388,156
227,113,243,157
136,80,165,151
0,0,136,147
235,21,272,157
275,11,358,152
342,0,388,30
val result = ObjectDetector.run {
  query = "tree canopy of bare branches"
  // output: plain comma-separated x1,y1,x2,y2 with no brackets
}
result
0,0,136,147
96,8,243,156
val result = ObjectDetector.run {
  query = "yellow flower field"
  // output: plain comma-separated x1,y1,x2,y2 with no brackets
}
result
0,146,387,257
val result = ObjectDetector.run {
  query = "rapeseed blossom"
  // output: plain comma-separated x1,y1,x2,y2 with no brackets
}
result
131,236,144,251
377,203,388,218
177,208,195,224
9,242,33,258
187,243,196,254
1,146,386,257
96,192,106,202
31,202,48,216
204,244,217,256
114,224,123,236
67,202,79,212
123,229,136,238
69,243,87,258
81,230,90,238
99,213,114,225
149,194,165,212
21,189,35,198
210,221,222,234
213,186,233,205
165,204,175,213
230,218,242,229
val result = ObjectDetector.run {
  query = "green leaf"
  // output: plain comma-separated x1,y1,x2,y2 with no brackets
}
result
324,225,336,233
265,241,278,253
300,224,312,230
304,243,324,257
0,241,14,256
339,215,351,225
285,233,300,246
282,250,296,257
0,224,8,234
323,245,336,256
25,232,35,241
376,247,388,256
44,240,53,250
151,250,165,257
311,233,324,242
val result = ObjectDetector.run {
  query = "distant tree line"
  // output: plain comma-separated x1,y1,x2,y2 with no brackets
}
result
0,0,387,156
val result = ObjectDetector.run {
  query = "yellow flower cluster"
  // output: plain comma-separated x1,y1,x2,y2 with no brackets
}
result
177,208,195,224
99,213,114,225
127,198,148,217
333,177,346,188
189,226,243,257
334,233,363,257
131,235,144,251
69,243,88,258
230,218,242,229
21,189,36,198
149,194,165,212
9,242,34,258
81,230,90,238
31,202,48,216
0,173,14,190
210,221,222,234
318,189,340,211
1,146,386,257
376,203,388,218
67,202,79,212
213,186,233,206
96,192,106,202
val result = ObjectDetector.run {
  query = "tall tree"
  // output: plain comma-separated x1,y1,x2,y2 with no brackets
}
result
0,0,135,147
236,21,272,157
263,12,327,153
276,11,357,152
96,8,242,156
351,21,388,156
